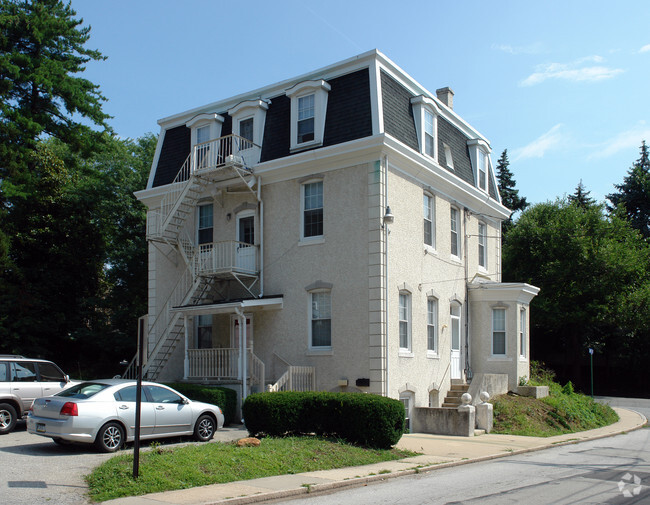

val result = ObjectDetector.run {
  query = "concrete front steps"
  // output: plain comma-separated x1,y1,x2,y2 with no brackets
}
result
441,381,469,408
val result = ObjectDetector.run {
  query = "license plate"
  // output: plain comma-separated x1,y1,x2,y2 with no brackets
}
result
36,423,46,433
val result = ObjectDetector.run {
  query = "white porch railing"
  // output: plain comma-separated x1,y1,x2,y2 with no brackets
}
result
195,241,259,276
268,366,316,392
187,348,265,393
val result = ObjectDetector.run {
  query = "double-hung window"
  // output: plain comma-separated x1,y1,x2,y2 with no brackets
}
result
310,291,331,348
478,222,487,269
478,150,488,191
520,308,527,357
239,117,254,146
302,181,323,239
492,308,506,356
450,207,460,258
197,315,212,349
297,94,315,144
399,292,411,351
424,109,435,157
427,298,438,353
198,204,214,245
424,194,435,248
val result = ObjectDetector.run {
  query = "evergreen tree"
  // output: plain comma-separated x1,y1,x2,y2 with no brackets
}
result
606,141,650,239
0,0,109,202
568,180,597,209
496,149,528,236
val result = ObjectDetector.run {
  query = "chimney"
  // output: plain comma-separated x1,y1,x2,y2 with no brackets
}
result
436,87,454,109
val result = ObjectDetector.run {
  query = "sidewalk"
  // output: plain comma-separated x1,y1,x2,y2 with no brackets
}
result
105,407,646,505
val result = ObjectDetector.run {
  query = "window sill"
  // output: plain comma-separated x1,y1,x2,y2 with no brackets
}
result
488,356,512,362
306,349,333,356
299,236,325,246
426,351,440,359
478,265,488,273
398,351,414,358
450,255,462,264
290,139,322,153
519,356,528,362
424,245,437,256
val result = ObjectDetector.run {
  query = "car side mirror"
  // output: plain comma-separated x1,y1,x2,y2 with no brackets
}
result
182,398,190,405
64,375,70,383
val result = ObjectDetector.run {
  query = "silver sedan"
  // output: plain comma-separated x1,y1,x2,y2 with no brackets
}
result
26,379,225,452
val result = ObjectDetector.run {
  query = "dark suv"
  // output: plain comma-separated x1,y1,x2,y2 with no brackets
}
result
0,355,73,434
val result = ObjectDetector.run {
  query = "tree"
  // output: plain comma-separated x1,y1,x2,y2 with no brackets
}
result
568,180,596,209
503,199,650,393
0,0,108,202
495,149,528,236
606,141,650,239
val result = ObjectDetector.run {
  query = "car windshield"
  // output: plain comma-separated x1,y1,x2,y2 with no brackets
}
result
56,382,111,399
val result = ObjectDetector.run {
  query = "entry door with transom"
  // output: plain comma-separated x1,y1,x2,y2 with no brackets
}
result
450,304,462,380
236,212,255,272
231,315,253,351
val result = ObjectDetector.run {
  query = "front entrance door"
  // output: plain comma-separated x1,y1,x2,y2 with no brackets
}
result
231,315,253,351
236,213,255,272
450,304,462,380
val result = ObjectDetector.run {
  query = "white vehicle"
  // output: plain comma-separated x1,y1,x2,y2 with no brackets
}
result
0,355,74,434
27,379,225,452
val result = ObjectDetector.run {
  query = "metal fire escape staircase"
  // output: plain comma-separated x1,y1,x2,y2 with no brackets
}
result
124,135,260,381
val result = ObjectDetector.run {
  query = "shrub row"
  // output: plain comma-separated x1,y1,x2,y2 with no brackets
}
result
165,383,237,425
242,391,405,449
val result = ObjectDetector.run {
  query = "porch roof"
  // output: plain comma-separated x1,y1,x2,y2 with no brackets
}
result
171,295,283,316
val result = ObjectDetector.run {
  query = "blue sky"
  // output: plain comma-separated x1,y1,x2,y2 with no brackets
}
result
70,0,650,205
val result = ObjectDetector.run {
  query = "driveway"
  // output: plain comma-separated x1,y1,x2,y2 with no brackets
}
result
0,420,248,505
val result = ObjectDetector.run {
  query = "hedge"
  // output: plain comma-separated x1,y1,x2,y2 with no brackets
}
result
165,383,237,426
242,392,405,449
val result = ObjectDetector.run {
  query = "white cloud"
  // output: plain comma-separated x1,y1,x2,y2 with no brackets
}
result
588,122,650,160
512,124,565,161
520,56,623,86
492,42,544,55
640,44,650,53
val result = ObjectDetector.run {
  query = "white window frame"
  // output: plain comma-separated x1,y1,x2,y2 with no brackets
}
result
399,392,414,433
492,308,507,356
411,95,440,162
450,206,461,259
427,298,438,355
450,303,461,353
423,193,435,249
443,143,454,170
186,113,224,148
196,315,212,349
478,221,487,270
467,139,491,193
197,203,214,245
301,179,324,242
398,291,412,353
286,80,331,152
520,307,527,358
309,290,332,350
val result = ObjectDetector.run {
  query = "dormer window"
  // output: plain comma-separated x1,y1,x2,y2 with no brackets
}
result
467,139,491,193
186,113,224,147
228,99,269,164
411,95,441,161
286,80,331,152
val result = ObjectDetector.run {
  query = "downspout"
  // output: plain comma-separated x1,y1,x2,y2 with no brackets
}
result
383,155,390,398
463,208,471,382
183,315,189,380
258,177,263,298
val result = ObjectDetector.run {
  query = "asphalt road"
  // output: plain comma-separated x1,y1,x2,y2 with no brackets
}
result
0,420,248,505
274,397,650,505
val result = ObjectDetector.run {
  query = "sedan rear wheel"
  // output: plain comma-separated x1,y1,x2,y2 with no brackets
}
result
193,414,216,442
95,422,125,453
0,403,17,435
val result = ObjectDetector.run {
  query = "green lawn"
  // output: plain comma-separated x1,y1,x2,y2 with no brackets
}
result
86,437,415,502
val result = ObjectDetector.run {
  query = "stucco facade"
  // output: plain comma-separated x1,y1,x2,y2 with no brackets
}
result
134,50,538,413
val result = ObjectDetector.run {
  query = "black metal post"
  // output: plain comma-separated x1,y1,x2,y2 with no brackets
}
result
133,318,145,478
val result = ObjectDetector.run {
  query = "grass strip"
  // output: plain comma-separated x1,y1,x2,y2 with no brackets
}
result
86,437,415,502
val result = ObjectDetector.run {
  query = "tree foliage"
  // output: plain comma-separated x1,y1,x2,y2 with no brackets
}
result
503,199,650,389
0,0,108,200
606,141,650,239
496,149,528,236
568,180,596,209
